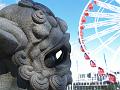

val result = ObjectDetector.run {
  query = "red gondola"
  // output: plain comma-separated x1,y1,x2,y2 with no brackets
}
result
98,67,104,76
80,25,84,30
80,46,85,52
90,60,96,67
88,3,93,10
108,74,116,83
81,16,86,23
84,10,89,16
84,53,90,60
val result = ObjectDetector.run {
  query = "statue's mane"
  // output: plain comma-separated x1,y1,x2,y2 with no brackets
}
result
18,0,55,17
0,1,72,90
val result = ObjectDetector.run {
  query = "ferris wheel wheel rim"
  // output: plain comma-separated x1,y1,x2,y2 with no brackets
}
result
79,0,118,55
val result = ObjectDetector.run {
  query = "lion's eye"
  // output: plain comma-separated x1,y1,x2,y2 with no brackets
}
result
56,50,62,59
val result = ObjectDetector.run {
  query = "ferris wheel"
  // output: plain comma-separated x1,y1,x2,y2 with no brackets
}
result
78,0,120,82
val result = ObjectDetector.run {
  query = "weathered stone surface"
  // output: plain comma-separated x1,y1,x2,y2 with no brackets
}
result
0,73,26,90
0,0,72,90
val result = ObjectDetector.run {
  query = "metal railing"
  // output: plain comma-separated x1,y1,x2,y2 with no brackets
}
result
67,82,119,90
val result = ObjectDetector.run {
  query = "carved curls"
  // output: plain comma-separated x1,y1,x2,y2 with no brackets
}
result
32,10,46,24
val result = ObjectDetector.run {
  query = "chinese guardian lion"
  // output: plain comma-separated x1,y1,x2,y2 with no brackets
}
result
0,0,72,90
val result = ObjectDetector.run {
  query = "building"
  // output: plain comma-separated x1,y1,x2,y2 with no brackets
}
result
67,72,120,90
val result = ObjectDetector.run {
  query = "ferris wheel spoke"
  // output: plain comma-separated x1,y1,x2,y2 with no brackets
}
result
95,0,120,13
92,31,120,54
84,19,120,29
84,24,120,43
78,0,120,73
88,12,120,19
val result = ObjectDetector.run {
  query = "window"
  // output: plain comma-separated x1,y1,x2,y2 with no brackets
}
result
82,74,85,78
117,72,120,74
100,82,102,85
87,73,91,78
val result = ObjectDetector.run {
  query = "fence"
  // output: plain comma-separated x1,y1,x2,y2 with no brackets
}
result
67,81,119,90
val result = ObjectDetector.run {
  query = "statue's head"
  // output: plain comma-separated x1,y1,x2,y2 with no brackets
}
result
0,0,72,90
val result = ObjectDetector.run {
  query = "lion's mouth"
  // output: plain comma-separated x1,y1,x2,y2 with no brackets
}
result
44,44,68,68
44,33,70,68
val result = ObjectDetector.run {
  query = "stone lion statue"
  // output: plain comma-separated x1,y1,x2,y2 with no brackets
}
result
0,0,72,90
